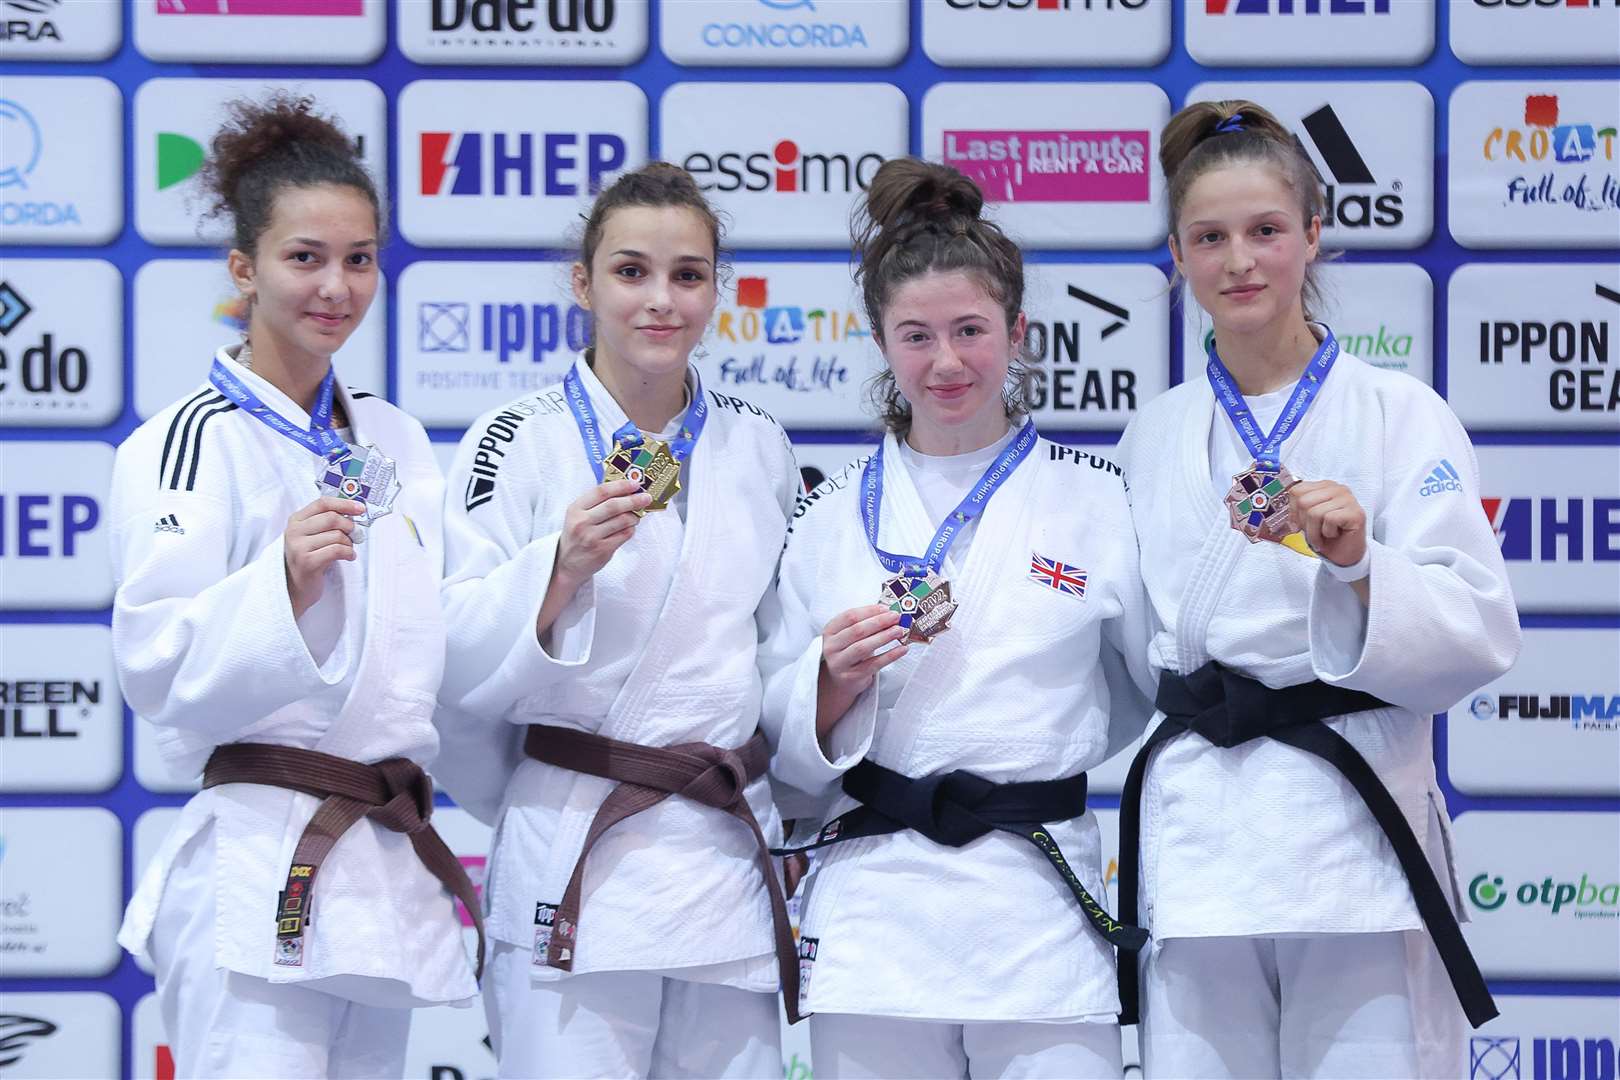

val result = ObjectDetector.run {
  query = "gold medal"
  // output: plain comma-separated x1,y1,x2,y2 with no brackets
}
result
602,436,682,515
879,569,957,645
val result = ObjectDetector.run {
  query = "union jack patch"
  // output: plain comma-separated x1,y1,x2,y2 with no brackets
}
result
1029,553,1087,599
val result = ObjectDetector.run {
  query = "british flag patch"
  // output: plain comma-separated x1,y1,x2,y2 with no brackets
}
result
1029,553,1087,599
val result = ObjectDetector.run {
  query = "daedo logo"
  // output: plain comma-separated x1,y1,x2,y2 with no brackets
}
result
0,282,93,401
1205,0,1390,10
419,131,625,197
1485,94,1620,214
431,0,615,34
155,0,362,13
943,130,1149,203
1471,1034,1617,1080
1482,495,1620,562
711,275,862,394
1294,104,1404,229
682,138,883,195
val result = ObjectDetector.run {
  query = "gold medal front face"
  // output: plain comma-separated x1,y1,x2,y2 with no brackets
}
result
602,436,682,515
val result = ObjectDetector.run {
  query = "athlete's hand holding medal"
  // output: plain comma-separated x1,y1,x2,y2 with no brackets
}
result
283,495,364,618
554,479,654,590
815,603,911,740
1287,479,1368,569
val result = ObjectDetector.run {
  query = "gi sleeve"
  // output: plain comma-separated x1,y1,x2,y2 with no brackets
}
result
1309,386,1521,716
1099,485,1158,762
110,441,345,739
439,418,595,717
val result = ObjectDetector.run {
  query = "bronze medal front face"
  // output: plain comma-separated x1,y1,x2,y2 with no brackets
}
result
602,436,682,516
878,569,957,645
1225,463,1301,545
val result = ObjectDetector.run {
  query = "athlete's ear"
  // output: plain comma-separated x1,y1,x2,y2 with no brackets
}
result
1304,214,1322,262
571,261,591,309
1168,233,1185,278
1009,310,1027,350
227,248,255,300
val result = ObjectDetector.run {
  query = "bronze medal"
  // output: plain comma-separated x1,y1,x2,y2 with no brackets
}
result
602,436,682,515
1225,462,1316,557
878,569,957,645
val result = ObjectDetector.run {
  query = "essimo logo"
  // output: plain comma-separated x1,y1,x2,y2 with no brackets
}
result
1295,103,1404,229
681,138,883,195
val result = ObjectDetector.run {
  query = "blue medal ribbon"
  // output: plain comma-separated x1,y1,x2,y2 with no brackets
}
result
1205,328,1339,471
859,418,1039,577
209,357,347,460
563,363,709,482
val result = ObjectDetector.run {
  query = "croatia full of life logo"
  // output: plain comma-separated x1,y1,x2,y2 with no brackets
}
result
1486,93,1619,215
942,130,1149,203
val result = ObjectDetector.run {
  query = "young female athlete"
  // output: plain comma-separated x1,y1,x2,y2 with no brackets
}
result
113,95,478,1078
434,162,801,1080
1114,99,1520,1080
758,158,1156,1079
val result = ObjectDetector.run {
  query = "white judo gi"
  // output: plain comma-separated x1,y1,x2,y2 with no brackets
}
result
1115,350,1520,1080
113,346,476,1078
435,355,800,1080
759,426,1156,1079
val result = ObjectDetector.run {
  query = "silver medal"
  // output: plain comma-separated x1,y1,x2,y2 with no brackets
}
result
315,444,401,542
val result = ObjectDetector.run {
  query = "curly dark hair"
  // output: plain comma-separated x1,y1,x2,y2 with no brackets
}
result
851,157,1036,437
200,92,383,258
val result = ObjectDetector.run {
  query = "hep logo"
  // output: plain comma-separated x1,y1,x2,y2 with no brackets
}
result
1469,872,1509,911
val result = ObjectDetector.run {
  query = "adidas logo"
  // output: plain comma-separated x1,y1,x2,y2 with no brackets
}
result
1419,459,1462,497
153,514,185,535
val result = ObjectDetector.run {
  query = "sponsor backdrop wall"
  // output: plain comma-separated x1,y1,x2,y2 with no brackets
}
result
2,1,1617,1077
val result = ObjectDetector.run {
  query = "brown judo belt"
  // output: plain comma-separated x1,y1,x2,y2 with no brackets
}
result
523,724,804,1023
202,742,486,979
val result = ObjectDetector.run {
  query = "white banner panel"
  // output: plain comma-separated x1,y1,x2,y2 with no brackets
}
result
922,82,1169,250
398,260,583,426
1182,262,1435,384
696,263,880,428
400,79,646,249
133,78,387,247
1449,80,1620,249
660,0,907,67
1185,0,1434,66
1476,444,1620,614
1465,994,1620,1080
0,1,120,61
1451,628,1620,797
663,83,907,249
130,993,164,1080
133,0,386,63
0,991,119,1080
0,258,122,427
397,0,648,64
0,440,113,611
0,807,121,976
0,624,120,794
1451,0,1620,65
1455,810,1620,980
1447,264,1620,430
1024,263,1169,429
922,0,1169,68
0,77,122,247
133,258,387,420
1186,81,1434,250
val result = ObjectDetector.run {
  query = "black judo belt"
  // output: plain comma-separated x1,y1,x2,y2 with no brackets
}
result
774,759,1148,952
1115,661,1496,1028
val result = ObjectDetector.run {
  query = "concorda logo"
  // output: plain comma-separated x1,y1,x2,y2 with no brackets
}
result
1471,1034,1617,1080
710,274,866,398
664,0,906,64
406,0,640,61
942,130,1148,204
1485,93,1619,218
0,98,71,232
0,264,121,426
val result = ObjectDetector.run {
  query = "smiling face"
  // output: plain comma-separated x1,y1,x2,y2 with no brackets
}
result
1171,163,1320,342
229,182,379,370
879,270,1025,450
573,204,717,385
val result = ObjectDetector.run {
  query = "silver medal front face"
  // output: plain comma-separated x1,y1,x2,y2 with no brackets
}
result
314,444,401,542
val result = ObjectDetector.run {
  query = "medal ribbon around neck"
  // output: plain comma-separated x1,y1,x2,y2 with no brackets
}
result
563,364,709,483
1204,328,1339,471
209,357,347,461
859,418,1039,577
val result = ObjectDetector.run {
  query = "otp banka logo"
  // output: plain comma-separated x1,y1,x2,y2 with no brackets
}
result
1206,0,1390,11
1468,870,1619,915
1472,1034,1618,1080
1482,495,1620,562
419,298,589,367
420,130,626,197
1486,94,1620,214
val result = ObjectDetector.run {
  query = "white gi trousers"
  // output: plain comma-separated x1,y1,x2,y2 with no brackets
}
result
1139,931,1463,1079
151,822,412,1079
484,940,784,1079
810,1014,1123,1079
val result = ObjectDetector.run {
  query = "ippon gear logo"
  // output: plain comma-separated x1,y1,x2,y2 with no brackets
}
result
419,131,626,197
1294,104,1404,229
1471,1034,1619,1080
1468,871,1620,915
682,139,884,195
1206,0,1390,10
418,298,589,366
